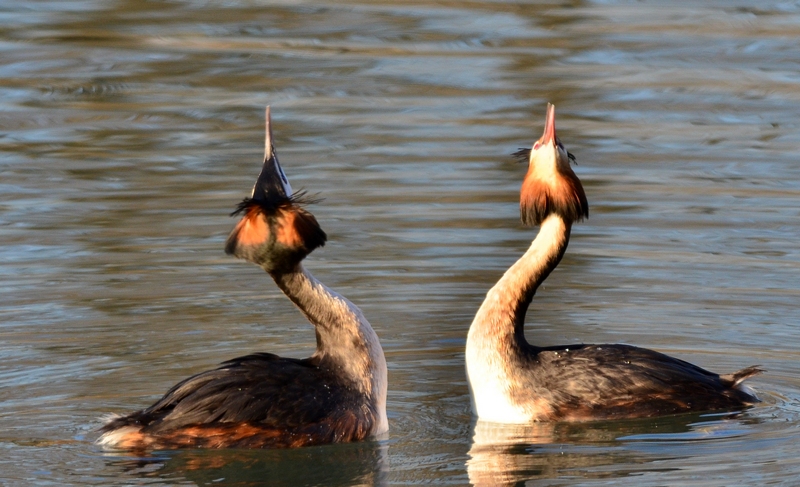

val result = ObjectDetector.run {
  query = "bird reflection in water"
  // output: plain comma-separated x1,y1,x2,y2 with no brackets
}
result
101,439,388,487
467,411,758,486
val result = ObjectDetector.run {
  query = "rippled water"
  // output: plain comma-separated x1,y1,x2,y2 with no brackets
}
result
2,1,799,485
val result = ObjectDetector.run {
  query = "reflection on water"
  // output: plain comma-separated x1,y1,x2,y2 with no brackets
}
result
1,0,800,485
467,412,758,486
104,440,388,487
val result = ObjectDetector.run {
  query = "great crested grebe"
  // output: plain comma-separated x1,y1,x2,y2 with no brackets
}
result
465,103,761,423
99,108,388,449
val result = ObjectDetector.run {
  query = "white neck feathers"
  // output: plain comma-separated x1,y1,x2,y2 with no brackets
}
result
468,215,570,345
465,214,571,422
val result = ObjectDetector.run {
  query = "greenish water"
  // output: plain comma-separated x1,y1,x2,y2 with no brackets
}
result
1,1,799,485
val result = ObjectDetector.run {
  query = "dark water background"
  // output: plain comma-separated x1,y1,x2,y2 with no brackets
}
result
1,1,799,485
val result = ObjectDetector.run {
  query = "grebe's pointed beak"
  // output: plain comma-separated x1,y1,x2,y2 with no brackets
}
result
541,103,556,146
250,106,293,204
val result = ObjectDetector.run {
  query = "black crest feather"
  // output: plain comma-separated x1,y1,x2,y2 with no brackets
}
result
230,190,323,217
512,148,531,163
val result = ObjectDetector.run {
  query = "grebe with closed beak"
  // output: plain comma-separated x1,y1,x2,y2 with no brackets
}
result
465,103,761,423
99,108,388,449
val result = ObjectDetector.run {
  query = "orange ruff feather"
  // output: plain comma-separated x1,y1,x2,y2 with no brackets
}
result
275,210,304,248
232,208,270,247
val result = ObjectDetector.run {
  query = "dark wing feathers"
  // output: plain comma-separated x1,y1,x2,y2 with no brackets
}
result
518,344,759,419
105,353,360,435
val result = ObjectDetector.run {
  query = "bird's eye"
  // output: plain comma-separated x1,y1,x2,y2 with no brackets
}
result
533,142,541,151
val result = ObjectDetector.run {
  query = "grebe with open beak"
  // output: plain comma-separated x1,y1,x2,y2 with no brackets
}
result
465,103,761,423
99,108,388,449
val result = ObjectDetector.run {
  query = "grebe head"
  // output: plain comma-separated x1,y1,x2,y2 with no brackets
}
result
225,107,327,273
519,103,589,226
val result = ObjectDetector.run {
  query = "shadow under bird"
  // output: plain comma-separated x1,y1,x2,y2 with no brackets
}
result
99,108,388,449
465,103,762,423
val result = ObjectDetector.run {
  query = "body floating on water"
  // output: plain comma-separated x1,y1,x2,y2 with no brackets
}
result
99,108,388,449
465,103,761,423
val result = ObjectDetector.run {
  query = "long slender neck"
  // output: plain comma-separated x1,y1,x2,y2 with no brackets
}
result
468,214,572,349
269,264,387,402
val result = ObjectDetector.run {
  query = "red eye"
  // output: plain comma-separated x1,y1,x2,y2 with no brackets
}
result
533,142,541,150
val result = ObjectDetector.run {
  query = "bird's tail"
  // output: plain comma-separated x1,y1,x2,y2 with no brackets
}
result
721,365,764,388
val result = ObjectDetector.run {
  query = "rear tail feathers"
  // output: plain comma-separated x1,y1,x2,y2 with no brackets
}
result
721,365,764,388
